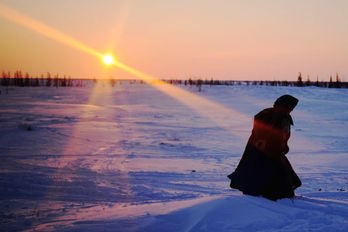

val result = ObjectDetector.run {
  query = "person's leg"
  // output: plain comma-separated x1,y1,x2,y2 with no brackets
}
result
261,159,295,200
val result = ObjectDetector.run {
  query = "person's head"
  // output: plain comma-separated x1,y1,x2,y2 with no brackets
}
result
273,94,298,113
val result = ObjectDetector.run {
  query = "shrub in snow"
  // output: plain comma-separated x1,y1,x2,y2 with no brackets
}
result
18,122,33,131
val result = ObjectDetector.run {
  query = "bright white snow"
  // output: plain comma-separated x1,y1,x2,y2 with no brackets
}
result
0,82,347,231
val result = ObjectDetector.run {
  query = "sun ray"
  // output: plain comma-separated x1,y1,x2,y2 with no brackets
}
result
110,60,251,134
0,3,103,59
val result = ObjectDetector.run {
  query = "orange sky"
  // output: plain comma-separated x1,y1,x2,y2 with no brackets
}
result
1,0,347,80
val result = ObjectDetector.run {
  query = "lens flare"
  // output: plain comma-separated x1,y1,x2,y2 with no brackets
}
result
0,3,103,58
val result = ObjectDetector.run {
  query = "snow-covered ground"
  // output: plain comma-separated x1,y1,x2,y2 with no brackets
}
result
0,82,347,231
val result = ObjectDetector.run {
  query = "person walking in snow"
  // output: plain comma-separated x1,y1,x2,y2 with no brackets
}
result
228,94,301,201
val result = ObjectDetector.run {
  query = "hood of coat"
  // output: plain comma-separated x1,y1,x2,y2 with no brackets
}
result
273,95,298,114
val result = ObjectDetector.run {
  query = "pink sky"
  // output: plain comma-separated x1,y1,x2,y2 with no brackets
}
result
1,0,347,80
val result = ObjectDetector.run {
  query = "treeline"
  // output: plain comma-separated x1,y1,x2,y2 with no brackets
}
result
1,70,347,89
0,71,84,87
165,72,347,89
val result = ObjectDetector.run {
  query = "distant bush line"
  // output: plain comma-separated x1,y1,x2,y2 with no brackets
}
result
1,70,347,89
173,72,347,90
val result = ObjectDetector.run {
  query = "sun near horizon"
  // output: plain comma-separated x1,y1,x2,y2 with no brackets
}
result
102,54,115,66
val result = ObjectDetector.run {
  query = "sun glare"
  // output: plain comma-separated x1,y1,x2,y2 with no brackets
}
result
103,54,114,65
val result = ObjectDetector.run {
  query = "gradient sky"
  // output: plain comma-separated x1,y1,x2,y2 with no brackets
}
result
1,0,347,80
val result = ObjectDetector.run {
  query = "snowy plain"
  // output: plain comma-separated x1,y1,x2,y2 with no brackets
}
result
0,82,347,231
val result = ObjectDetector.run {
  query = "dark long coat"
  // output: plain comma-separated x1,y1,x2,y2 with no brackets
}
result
228,95,301,201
